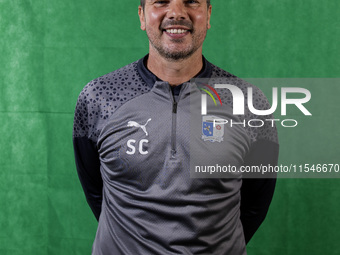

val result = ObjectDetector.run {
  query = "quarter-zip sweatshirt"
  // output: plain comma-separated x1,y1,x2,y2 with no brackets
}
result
73,55,279,255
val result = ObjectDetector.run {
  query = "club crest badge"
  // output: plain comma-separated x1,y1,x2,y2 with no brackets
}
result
202,115,224,143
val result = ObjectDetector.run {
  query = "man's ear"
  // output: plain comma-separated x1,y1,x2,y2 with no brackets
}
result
138,6,146,31
207,5,212,29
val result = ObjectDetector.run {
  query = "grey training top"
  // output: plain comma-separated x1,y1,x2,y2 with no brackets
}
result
73,55,279,255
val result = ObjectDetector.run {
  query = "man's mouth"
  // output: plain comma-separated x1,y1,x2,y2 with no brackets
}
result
165,29,189,34
161,20,193,35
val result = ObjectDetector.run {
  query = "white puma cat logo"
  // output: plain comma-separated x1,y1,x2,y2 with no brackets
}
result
127,118,152,136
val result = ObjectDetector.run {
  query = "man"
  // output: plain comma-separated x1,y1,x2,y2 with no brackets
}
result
73,0,279,254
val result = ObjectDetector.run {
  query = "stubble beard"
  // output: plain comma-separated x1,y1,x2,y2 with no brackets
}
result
147,28,207,61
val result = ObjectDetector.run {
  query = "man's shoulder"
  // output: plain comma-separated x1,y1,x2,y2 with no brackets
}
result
85,60,140,89
74,59,150,140
209,62,236,79
77,59,150,101
208,62,262,95
208,62,278,144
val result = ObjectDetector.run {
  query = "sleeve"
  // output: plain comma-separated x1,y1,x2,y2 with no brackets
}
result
73,89,103,221
240,85,280,244
240,139,279,243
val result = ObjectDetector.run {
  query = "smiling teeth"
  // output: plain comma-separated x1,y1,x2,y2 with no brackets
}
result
166,29,187,34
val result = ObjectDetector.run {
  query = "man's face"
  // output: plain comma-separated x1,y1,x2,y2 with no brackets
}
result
139,0,212,60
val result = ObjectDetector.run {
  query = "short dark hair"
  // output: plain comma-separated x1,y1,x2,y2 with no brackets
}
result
140,0,211,9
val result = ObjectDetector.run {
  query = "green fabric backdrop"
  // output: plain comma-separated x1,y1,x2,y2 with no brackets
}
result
1,0,339,254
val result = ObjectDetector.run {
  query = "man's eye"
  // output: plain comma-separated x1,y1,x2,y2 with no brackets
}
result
185,0,199,4
154,0,169,4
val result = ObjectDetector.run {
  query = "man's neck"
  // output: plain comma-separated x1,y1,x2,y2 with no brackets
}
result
146,48,203,86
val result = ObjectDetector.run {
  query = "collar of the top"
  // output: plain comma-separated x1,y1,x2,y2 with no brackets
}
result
137,54,213,90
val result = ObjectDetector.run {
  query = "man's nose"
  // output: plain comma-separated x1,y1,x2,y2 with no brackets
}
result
166,0,188,20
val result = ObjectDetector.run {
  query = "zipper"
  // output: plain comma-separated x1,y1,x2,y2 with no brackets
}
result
171,100,178,158
169,84,184,159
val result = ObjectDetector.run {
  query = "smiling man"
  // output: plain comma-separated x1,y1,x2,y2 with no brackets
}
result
73,1,279,254
140,0,211,85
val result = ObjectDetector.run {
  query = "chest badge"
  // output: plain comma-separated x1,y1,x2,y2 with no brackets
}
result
202,116,224,143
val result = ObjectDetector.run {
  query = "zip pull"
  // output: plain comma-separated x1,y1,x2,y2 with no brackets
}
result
172,102,178,114
171,149,176,158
